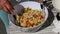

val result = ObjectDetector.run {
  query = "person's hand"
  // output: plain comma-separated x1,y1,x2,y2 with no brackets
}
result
0,0,14,14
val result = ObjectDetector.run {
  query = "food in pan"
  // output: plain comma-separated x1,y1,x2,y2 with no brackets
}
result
16,7,45,28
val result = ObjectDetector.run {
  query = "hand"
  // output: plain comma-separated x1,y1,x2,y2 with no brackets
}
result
0,0,14,14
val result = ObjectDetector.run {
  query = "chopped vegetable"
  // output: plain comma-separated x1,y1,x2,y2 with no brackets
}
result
16,7,45,28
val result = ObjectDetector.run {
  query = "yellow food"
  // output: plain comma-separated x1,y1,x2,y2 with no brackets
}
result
16,7,45,28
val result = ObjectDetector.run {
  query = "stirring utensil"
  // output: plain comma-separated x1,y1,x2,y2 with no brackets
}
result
40,3,45,12
12,5,24,15
12,5,24,22
10,5,24,26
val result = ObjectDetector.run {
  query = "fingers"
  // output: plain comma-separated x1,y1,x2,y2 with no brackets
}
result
5,0,14,14
5,5,12,14
2,5,11,14
5,3,14,14
2,4,12,14
6,1,14,10
0,0,14,14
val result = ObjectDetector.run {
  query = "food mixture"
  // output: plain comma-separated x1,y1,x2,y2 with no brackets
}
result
16,7,45,28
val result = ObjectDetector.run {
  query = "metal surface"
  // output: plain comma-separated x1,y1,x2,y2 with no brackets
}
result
12,5,24,15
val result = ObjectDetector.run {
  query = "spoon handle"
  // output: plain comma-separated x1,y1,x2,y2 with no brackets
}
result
56,12,60,21
40,3,45,11
40,4,44,9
